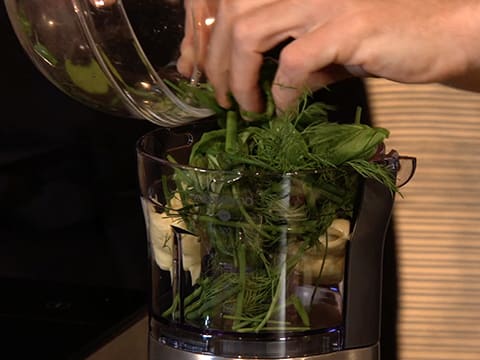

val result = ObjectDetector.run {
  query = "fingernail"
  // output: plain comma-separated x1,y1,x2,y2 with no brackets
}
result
176,58,193,79
216,94,232,110
272,84,299,114
239,103,267,122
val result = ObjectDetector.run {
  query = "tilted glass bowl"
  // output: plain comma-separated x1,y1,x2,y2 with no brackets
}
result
4,0,213,126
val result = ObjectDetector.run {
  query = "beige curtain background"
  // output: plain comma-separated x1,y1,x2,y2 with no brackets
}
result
366,79,480,360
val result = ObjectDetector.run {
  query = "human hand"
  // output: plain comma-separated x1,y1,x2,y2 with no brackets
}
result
177,0,219,83
195,0,480,113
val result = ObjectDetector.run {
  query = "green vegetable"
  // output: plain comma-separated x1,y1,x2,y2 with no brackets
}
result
33,42,58,66
158,61,397,333
65,58,110,95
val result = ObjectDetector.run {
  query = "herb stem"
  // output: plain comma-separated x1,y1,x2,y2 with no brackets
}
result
310,232,329,309
225,111,238,154
255,267,286,332
232,185,272,240
236,326,310,333
162,293,180,318
233,243,247,329
291,295,310,327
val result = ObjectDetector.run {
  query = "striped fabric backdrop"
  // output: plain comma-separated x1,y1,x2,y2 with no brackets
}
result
366,79,480,360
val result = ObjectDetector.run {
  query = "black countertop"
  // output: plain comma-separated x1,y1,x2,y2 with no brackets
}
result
0,277,147,359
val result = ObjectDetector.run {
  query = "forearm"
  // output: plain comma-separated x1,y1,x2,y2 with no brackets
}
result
441,2,480,92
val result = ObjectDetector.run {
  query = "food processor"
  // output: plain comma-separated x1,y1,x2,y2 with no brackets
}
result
4,1,416,360
136,123,415,360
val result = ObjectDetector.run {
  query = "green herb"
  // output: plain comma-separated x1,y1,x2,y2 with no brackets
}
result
158,62,397,333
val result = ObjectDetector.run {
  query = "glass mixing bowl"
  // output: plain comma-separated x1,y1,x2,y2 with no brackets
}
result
4,0,214,126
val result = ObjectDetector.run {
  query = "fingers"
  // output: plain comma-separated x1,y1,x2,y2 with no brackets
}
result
229,47,264,113
177,0,195,77
177,0,218,80
205,0,282,110
177,38,195,79
192,0,217,73
273,65,353,113
272,25,356,111
206,0,353,113
226,7,371,112
203,1,237,108
226,1,313,112
181,0,336,112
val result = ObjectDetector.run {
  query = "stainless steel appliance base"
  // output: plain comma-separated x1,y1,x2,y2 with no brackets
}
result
149,336,379,360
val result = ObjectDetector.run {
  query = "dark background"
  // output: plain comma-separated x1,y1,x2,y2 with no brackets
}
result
1,3,156,358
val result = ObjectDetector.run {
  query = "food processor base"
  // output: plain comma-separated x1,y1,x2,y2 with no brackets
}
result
148,336,379,360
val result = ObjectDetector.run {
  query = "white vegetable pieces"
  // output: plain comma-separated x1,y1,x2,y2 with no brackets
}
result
147,196,202,284
290,219,351,285
147,193,351,287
